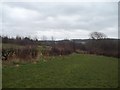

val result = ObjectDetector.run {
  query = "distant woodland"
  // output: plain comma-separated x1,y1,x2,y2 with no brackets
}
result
1,32,119,62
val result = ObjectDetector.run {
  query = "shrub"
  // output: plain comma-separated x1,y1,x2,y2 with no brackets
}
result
2,46,38,62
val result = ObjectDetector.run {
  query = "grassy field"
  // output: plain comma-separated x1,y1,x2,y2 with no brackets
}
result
2,43,21,48
2,54,118,88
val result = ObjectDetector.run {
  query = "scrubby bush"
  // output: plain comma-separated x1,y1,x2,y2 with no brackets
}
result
85,39,118,58
2,46,38,62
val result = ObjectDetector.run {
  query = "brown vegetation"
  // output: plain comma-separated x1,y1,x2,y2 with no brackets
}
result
2,45,38,61
1,33,119,63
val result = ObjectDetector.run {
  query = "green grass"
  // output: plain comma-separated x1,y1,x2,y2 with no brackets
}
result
2,43,24,49
2,54,118,88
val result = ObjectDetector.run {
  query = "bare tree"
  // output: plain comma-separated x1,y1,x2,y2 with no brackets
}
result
51,36,54,41
89,32,107,39
42,35,47,41
51,36,55,49
33,36,38,42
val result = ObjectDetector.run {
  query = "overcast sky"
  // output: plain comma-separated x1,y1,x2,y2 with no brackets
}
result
1,2,118,40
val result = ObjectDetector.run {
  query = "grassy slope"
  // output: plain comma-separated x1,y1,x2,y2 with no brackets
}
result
3,54,118,88
2,43,24,49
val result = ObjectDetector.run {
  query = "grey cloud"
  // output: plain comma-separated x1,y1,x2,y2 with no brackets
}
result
2,2,118,40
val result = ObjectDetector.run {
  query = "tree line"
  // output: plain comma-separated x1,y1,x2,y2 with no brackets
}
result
1,36,38,45
1,31,119,62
